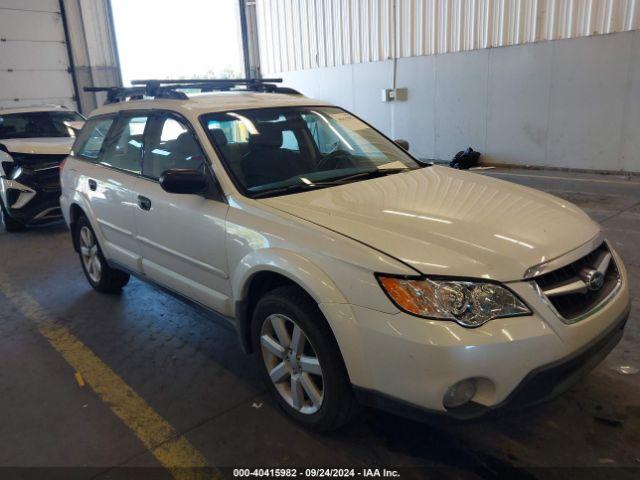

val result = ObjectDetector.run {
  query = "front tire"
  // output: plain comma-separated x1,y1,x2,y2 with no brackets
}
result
1,199,25,232
75,215,130,293
252,285,355,431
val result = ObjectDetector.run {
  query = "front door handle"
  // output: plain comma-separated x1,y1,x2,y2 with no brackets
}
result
88,179,97,191
137,195,152,211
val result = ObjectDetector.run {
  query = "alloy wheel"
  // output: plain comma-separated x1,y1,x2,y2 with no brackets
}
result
260,313,324,414
79,226,102,283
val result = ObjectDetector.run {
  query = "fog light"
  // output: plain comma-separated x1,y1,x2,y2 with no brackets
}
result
443,379,477,409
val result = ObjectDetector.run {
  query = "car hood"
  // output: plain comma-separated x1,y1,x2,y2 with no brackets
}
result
260,166,600,281
0,137,74,155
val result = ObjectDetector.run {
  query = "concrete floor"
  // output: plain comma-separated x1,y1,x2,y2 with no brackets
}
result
0,167,638,479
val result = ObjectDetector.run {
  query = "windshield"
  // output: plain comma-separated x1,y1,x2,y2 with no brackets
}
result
0,111,84,140
201,107,422,197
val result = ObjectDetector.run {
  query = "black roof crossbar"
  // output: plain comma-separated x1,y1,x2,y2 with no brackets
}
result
84,78,301,105
130,78,283,86
84,85,188,104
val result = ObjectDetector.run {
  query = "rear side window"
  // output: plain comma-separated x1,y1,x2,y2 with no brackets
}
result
281,130,299,151
99,115,148,174
73,117,114,160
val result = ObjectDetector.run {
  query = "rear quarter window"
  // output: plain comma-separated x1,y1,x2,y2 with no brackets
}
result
73,117,115,161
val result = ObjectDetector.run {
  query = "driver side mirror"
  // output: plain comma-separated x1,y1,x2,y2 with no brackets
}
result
394,139,410,151
159,169,207,195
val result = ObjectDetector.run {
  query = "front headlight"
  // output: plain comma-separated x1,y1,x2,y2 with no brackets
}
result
377,275,531,327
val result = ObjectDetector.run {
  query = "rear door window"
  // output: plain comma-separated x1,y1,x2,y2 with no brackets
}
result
73,117,115,160
281,130,300,151
99,115,148,174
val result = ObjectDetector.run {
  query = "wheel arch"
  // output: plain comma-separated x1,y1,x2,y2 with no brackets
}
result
68,202,87,252
232,249,348,354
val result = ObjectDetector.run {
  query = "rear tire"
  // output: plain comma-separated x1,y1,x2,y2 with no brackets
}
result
251,285,355,431
75,215,130,293
1,199,25,232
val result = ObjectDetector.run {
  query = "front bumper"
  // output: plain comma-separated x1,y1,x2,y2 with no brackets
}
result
353,304,628,421
497,305,627,410
319,253,630,419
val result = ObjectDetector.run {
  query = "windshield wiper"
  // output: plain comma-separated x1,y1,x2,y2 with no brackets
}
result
319,167,412,185
251,168,414,199
251,182,329,198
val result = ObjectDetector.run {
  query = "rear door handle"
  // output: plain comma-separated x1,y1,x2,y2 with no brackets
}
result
88,179,97,191
137,195,152,211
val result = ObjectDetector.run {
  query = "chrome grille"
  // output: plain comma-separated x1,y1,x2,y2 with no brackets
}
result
534,242,620,321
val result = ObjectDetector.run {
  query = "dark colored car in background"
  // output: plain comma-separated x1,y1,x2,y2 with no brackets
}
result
0,106,84,232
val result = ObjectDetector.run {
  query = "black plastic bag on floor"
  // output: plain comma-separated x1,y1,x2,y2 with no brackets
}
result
449,147,481,169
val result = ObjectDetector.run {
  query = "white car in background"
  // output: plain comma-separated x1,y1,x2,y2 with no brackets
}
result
0,106,84,231
60,80,629,431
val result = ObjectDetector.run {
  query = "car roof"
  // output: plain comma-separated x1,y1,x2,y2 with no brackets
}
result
88,91,330,119
0,105,74,115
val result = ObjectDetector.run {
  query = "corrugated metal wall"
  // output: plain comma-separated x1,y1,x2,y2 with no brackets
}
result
257,0,640,74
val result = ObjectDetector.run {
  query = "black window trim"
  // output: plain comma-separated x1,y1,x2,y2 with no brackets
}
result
198,105,424,199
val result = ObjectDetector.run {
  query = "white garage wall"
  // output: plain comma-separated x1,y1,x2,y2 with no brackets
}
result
279,31,640,172
257,0,640,172
0,0,77,109
0,0,121,113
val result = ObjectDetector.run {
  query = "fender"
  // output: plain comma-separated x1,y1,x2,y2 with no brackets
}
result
232,247,348,308
231,248,372,385
65,190,105,251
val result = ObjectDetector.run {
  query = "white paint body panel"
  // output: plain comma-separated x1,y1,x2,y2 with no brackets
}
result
60,93,630,413
133,177,232,314
71,162,142,274
261,165,600,281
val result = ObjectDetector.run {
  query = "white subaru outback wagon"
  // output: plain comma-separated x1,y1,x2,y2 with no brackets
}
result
60,79,630,431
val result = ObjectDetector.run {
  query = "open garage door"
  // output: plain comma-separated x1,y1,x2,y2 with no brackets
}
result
0,0,78,109
110,0,246,85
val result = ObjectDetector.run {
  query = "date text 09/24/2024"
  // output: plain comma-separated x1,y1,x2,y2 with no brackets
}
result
232,468,401,478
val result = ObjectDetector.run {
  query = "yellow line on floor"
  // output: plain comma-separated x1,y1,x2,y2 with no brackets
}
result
484,171,638,185
74,371,85,387
0,270,217,480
